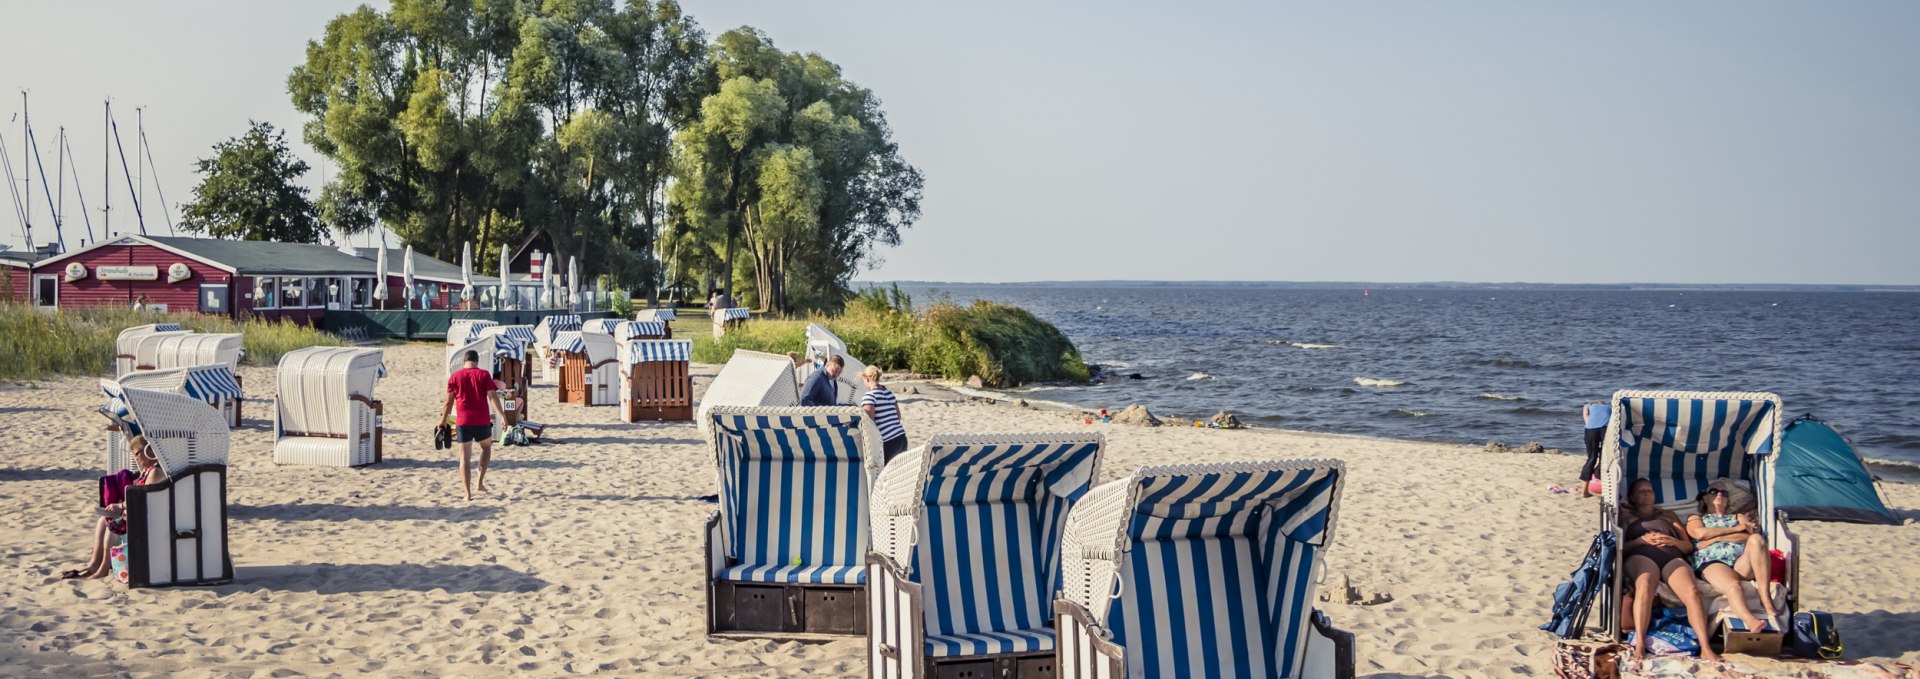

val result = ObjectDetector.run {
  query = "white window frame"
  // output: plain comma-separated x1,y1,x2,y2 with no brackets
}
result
254,276,278,310
33,274,58,308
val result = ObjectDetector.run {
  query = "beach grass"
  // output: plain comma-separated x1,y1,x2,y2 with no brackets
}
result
0,303,347,380
689,287,1088,387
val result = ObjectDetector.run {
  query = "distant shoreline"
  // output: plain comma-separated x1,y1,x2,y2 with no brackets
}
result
868,280,1920,293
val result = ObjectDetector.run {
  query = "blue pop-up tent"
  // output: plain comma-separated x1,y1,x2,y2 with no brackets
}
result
1774,416,1898,525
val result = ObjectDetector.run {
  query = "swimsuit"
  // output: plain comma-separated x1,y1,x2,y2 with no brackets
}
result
1691,513,1747,570
1624,515,1687,571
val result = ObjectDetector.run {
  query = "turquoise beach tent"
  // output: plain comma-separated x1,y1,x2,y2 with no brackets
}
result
1774,416,1898,525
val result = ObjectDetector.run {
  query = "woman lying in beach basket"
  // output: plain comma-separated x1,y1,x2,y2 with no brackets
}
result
1599,390,1801,663
1687,478,1782,635
1618,478,1718,662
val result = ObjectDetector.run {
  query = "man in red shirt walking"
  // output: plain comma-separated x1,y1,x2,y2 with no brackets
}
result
441,350,505,500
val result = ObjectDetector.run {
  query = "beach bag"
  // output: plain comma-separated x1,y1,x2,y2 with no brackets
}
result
1551,640,1622,679
499,424,530,447
108,535,129,586
1787,611,1843,659
1542,530,1616,638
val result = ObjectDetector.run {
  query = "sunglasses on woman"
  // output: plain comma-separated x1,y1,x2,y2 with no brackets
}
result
1703,488,1727,497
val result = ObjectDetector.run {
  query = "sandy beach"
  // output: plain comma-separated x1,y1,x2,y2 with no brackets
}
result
3,341,1917,678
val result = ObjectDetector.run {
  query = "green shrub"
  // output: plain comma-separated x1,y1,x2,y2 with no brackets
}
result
687,286,1087,387
0,303,347,379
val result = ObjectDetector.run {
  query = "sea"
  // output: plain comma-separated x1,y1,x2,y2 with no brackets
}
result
889,284,1920,464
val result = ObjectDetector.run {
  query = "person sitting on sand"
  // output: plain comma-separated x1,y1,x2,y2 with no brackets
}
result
1687,478,1781,632
62,435,165,580
858,365,908,462
1620,478,1719,663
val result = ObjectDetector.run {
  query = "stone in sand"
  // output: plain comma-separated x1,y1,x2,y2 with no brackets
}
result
965,375,985,389
1485,441,1511,453
1516,442,1546,454
1210,411,1243,429
1112,404,1161,427
901,386,919,395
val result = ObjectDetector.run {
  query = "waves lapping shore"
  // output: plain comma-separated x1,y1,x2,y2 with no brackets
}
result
899,285,1920,462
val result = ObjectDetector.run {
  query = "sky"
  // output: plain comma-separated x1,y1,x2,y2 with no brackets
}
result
3,2,1917,285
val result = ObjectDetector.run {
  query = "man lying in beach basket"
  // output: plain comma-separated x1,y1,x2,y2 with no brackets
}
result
1054,460,1357,678
103,386,234,587
1599,390,1799,662
620,339,693,422
704,406,883,639
867,433,1106,679
552,330,619,406
273,347,387,467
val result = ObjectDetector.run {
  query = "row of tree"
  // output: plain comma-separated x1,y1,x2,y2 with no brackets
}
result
181,0,920,314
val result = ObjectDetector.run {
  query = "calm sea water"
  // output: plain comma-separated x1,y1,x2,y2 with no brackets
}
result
893,285,1920,463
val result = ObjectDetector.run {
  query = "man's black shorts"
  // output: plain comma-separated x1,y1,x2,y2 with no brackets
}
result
456,424,494,443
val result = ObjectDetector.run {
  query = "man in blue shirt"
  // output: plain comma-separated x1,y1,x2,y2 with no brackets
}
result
1579,401,1612,498
801,354,843,406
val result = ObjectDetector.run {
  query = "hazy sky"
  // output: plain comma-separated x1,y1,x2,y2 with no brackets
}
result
5,2,1917,284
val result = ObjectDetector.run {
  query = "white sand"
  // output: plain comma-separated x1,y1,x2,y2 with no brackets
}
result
3,341,1916,677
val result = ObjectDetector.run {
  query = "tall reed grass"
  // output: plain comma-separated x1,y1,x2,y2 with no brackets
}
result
690,287,1088,387
0,303,347,380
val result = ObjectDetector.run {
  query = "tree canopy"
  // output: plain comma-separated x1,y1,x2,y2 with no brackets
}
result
179,121,323,243
285,2,918,312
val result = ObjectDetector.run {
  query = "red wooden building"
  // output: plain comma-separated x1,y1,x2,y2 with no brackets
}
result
26,235,493,322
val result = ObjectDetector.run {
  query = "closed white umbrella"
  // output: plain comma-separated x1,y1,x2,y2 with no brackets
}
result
372,240,389,302
499,243,510,311
567,256,579,311
460,242,475,305
402,245,417,309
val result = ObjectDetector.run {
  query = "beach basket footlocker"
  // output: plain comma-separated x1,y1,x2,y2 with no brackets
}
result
704,406,884,639
867,433,1106,679
102,387,234,588
1053,460,1357,679
273,347,387,467
1598,391,1801,648
621,339,693,422
554,331,619,406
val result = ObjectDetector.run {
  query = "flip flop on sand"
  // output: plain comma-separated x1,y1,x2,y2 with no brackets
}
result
59,569,85,580
1547,484,1574,495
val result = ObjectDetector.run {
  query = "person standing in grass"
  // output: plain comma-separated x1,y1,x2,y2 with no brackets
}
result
441,350,504,501
860,365,909,462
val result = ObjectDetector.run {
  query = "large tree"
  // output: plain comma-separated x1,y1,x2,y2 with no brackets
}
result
669,29,922,313
179,121,323,243
288,0,706,294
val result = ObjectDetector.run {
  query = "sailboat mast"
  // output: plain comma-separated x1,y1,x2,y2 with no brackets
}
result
54,127,64,244
137,113,175,233
20,91,29,248
103,100,111,237
107,106,144,235
135,107,143,232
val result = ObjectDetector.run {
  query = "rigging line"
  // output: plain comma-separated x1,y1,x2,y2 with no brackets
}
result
0,135,31,248
137,121,175,234
62,133,96,244
26,126,67,250
108,111,146,235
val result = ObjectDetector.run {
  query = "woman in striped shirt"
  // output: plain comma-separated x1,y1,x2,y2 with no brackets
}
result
859,365,909,461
